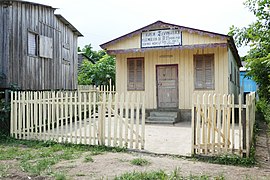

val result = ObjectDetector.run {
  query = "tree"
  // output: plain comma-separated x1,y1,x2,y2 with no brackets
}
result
78,44,106,63
229,0,270,102
78,54,115,86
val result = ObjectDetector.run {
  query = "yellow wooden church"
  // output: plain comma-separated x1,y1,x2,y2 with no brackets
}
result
101,21,241,121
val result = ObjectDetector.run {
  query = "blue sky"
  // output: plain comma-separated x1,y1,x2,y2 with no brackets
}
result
31,0,255,56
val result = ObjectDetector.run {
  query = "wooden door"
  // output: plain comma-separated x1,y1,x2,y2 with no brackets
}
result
156,65,178,108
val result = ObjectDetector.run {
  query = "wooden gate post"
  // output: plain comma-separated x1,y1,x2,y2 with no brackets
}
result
191,93,195,155
98,92,106,145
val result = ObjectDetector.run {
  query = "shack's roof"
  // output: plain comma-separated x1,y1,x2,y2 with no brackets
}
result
55,14,83,37
0,0,83,37
0,0,55,9
100,20,241,67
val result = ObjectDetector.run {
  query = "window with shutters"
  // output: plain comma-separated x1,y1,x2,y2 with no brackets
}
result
194,54,214,90
28,31,38,56
127,58,144,91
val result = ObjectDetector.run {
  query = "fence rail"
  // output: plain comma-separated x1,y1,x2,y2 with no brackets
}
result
10,90,145,150
191,92,256,157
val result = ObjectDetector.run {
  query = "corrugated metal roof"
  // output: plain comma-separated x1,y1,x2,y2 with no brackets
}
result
0,0,55,9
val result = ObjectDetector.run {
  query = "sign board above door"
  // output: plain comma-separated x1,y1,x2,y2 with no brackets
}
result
141,29,182,48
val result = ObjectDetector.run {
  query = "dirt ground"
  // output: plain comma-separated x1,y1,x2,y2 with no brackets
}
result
1,121,270,180
2,150,270,180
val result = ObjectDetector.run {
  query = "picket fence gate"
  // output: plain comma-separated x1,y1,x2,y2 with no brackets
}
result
10,90,145,150
192,92,256,157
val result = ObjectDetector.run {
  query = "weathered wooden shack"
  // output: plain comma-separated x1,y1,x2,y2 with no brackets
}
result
101,21,241,122
0,0,83,90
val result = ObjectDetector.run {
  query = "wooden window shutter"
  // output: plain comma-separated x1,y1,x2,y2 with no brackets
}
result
28,32,38,56
127,60,135,90
204,55,214,89
136,59,144,89
39,35,53,59
194,56,204,89
127,58,144,90
194,54,214,90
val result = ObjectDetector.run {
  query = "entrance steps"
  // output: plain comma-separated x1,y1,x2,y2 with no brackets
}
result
146,110,179,124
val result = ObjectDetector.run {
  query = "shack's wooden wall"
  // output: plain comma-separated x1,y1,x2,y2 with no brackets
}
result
105,31,227,50
0,4,9,88
115,47,229,109
228,48,240,102
1,1,78,90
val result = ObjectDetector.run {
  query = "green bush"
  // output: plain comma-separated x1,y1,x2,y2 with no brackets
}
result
0,92,10,136
256,99,270,124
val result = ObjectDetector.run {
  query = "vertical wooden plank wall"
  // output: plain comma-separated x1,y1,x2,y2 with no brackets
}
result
116,46,228,110
1,1,79,90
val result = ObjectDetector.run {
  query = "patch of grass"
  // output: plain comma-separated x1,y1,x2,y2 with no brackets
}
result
114,169,225,180
0,137,126,176
91,150,103,155
194,153,256,167
84,154,94,163
130,158,150,166
20,157,57,175
0,164,9,178
53,172,67,180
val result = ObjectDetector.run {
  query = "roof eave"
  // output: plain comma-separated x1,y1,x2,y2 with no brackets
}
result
227,36,242,67
100,20,229,49
55,14,83,37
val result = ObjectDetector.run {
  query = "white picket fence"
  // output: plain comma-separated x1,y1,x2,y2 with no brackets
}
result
77,84,115,93
10,91,145,150
192,92,256,157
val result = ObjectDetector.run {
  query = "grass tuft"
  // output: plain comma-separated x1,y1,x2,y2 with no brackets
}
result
130,158,150,166
84,154,94,163
114,169,225,180
53,172,67,180
0,164,9,178
194,153,256,167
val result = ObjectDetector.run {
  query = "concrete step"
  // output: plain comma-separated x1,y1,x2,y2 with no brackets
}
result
147,111,179,124
149,111,178,118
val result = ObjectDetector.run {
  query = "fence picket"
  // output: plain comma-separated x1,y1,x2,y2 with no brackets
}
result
202,94,207,154
141,93,145,150
196,94,201,154
13,92,17,138
246,94,250,157
135,93,140,149
10,92,14,137
130,93,135,149
191,93,195,155
93,92,97,145
124,93,130,147
88,92,92,145
113,93,119,147
231,94,235,153
78,92,82,144
107,93,112,146
239,94,243,157
40,92,44,139
15,94,22,138
216,94,221,154
212,94,216,154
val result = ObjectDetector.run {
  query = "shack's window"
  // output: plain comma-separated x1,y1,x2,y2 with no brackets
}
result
194,54,214,90
39,35,53,59
28,32,38,56
127,58,144,91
